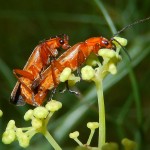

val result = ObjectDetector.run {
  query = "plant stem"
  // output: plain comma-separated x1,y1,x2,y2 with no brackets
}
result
95,79,105,149
44,130,62,150
87,129,95,145
74,138,84,146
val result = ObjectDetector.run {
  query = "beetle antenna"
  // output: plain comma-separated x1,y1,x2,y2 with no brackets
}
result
113,16,150,37
111,38,131,61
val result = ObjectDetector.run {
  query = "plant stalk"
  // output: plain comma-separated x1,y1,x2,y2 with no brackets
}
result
95,79,105,149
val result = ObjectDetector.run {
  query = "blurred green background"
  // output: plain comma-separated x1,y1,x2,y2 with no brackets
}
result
0,0,150,149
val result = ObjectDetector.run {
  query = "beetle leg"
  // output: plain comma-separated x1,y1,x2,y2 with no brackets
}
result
49,88,56,101
13,69,34,81
60,81,79,95
31,92,39,106
65,81,79,95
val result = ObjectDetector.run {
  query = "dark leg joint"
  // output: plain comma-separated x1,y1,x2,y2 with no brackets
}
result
49,88,56,101
64,81,80,96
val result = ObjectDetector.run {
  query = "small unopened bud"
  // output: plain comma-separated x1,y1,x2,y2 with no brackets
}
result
45,100,62,112
24,109,33,121
98,49,116,59
16,128,23,137
113,37,128,47
18,133,30,148
122,138,136,150
33,107,48,119
102,142,118,150
81,66,95,80
6,120,16,130
69,131,79,139
0,109,3,117
2,130,16,144
108,63,117,74
31,118,42,129
68,74,80,87
60,67,72,82
87,122,99,129
86,53,98,66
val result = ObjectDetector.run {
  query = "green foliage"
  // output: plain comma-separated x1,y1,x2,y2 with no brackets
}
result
0,0,150,149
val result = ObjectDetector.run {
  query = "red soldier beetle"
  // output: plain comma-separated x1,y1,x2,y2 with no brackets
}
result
11,36,117,106
10,34,70,105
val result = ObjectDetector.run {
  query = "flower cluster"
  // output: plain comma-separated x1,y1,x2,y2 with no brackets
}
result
2,100,62,149
69,122,99,148
59,37,128,149
82,37,127,83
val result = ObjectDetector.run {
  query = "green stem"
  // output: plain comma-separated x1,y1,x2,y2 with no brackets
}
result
95,79,105,149
44,130,62,150
45,112,54,126
87,129,95,145
74,138,84,146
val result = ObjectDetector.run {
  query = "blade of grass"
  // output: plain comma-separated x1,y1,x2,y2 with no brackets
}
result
93,0,117,34
0,58,15,88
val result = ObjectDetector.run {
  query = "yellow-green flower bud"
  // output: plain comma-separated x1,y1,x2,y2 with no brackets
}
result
0,109,3,117
69,131,79,139
18,133,30,148
98,49,116,59
81,66,95,80
86,53,98,67
68,74,80,87
16,128,23,137
6,120,15,130
31,118,42,129
24,109,33,121
45,100,62,112
87,122,99,129
2,130,16,144
102,142,118,150
60,67,71,82
33,107,48,119
113,37,128,47
108,63,117,74
121,138,136,150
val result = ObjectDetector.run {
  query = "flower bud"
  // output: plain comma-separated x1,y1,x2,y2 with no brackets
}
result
102,142,118,150
87,122,99,129
2,130,16,144
108,63,117,74
86,53,98,66
81,66,95,80
122,138,136,149
24,109,33,121
113,37,128,47
60,67,72,82
31,118,42,129
16,128,23,137
69,131,79,139
18,133,30,148
45,100,62,112
0,109,3,117
98,49,116,59
33,107,48,119
6,120,16,130
68,74,80,87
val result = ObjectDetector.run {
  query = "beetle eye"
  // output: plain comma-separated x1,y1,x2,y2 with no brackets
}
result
102,40,109,46
59,39,64,45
